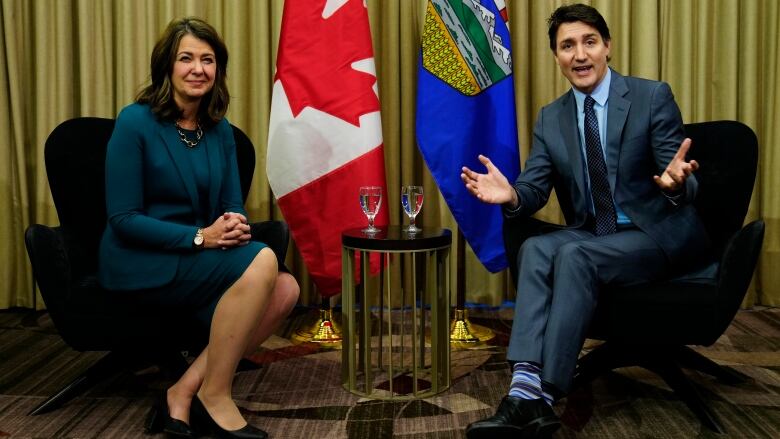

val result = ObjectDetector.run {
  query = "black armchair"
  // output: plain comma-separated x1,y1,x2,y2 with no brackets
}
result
502,120,764,433
24,117,289,415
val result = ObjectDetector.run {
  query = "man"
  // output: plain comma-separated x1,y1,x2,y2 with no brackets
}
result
462,4,710,439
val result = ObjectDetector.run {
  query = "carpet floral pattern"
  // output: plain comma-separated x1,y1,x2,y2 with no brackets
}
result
0,307,778,438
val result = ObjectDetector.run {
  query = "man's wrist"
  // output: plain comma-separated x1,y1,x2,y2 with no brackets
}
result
503,189,522,213
662,185,684,206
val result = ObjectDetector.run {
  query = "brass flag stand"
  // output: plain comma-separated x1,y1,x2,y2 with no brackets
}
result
293,231,490,348
291,299,342,348
450,230,495,346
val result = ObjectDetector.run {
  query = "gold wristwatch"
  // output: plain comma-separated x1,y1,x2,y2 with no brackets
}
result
193,228,205,249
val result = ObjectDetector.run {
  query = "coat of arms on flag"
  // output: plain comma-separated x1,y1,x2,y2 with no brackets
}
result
422,0,512,96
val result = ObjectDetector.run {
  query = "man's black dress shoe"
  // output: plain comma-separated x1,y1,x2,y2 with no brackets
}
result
190,395,268,439
144,393,195,438
466,396,560,439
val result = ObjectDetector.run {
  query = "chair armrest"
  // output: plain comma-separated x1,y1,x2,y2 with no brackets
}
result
715,219,765,331
250,220,290,269
25,224,72,316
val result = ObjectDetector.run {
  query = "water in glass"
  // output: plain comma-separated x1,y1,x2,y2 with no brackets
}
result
401,185,423,233
359,186,382,233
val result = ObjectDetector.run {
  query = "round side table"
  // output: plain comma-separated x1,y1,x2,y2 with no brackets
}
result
341,226,452,399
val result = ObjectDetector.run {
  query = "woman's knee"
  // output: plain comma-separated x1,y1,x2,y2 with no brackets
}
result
275,273,300,312
240,247,279,290
257,247,279,271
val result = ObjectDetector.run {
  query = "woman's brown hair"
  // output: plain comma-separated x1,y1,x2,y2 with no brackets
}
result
136,17,229,127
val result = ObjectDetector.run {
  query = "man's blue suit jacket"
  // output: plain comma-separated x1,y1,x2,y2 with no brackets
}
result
98,103,247,291
511,69,710,268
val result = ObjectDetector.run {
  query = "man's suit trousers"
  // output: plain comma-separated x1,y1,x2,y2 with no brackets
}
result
506,227,668,393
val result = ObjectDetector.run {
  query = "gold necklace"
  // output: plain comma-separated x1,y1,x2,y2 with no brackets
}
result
175,122,203,148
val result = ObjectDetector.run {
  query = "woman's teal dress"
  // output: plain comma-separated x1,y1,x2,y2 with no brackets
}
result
105,123,266,329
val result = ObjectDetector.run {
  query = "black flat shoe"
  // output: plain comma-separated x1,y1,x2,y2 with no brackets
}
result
466,396,560,439
190,395,268,439
144,393,195,438
163,417,196,438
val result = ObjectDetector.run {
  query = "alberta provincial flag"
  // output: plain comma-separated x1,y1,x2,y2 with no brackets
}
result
267,0,389,296
416,0,520,272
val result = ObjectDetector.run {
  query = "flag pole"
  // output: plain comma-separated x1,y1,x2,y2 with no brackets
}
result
291,291,343,348
450,229,495,345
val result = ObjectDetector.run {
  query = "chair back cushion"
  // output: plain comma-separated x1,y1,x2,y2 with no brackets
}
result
685,121,758,252
231,125,256,202
44,118,115,274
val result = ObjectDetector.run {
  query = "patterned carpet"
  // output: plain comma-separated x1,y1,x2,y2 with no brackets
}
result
0,306,778,438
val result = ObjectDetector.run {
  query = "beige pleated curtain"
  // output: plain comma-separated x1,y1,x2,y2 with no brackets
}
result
1,0,778,310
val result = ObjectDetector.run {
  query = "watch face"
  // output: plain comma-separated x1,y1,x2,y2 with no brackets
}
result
192,229,203,247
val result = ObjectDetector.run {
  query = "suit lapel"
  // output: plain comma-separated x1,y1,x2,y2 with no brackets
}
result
159,122,201,215
559,91,587,203
607,70,630,191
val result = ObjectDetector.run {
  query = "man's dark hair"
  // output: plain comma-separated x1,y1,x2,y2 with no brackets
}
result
136,17,229,127
547,3,611,53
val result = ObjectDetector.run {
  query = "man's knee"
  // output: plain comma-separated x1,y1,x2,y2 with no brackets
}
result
553,241,593,271
552,241,599,304
517,236,554,280
518,235,554,264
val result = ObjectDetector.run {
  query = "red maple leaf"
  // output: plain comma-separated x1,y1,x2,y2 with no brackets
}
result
276,0,380,127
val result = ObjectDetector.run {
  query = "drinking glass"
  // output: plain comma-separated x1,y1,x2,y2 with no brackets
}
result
359,186,383,233
401,185,424,233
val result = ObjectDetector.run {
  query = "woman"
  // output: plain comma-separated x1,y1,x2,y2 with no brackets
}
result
98,17,299,439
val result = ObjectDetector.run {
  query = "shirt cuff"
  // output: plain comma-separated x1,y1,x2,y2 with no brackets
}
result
502,189,523,216
662,189,684,206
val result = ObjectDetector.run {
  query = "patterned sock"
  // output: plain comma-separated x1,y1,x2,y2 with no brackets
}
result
508,362,543,400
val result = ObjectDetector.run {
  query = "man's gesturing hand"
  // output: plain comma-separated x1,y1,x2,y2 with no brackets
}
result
461,154,518,207
654,138,699,193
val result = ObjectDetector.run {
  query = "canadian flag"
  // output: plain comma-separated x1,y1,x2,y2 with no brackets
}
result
267,0,389,297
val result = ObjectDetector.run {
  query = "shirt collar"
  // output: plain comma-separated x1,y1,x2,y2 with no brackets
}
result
572,67,612,108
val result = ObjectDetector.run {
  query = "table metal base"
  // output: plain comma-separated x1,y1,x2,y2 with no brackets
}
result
341,227,451,400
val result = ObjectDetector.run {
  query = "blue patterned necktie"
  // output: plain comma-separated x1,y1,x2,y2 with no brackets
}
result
584,95,617,235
